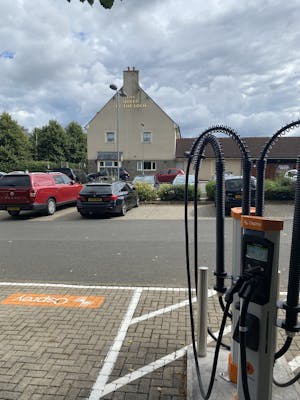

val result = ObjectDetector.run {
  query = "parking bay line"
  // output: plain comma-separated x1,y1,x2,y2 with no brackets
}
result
100,326,232,397
88,288,142,400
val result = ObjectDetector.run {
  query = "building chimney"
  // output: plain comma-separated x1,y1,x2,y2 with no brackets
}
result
123,67,139,96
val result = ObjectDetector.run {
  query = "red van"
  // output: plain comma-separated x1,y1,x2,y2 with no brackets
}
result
0,172,83,216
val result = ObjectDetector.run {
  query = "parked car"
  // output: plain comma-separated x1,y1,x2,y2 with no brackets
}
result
0,172,83,216
211,171,233,181
155,168,185,184
50,168,88,183
172,174,195,186
77,181,139,217
87,171,108,182
284,169,298,182
224,175,256,215
132,175,159,188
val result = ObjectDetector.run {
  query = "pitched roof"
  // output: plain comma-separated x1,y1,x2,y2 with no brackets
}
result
176,136,300,159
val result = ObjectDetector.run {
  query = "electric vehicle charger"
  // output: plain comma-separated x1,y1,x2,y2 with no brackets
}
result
185,126,252,399
185,123,300,400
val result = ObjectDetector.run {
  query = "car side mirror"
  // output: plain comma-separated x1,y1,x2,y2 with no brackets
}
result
70,180,75,185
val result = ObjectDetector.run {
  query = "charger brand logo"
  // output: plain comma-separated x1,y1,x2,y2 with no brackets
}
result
1,293,105,308
241,216,283,232
243,219,262,229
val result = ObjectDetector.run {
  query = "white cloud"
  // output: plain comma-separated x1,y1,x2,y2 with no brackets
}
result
0,0,300,138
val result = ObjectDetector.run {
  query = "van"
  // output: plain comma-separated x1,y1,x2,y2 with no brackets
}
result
0,172,82,216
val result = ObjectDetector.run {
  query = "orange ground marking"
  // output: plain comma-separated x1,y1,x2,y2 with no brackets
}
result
1,293,105,308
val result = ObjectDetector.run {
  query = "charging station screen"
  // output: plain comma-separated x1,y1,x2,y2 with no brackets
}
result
246,243,269,262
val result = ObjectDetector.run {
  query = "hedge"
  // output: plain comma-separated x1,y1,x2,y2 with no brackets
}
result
205,181,216,200
157,184,200,201
134,183,157,201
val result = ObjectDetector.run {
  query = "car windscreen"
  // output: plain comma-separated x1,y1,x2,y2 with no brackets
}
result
0,175,31,187
81,185,112,194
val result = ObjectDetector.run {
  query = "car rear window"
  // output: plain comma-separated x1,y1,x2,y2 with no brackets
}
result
0,175,31,187
225,179,242,191
82,184,112,195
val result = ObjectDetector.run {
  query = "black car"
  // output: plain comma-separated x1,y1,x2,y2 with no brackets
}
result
224,175,256,215
77,181,139,217
50,168,88,184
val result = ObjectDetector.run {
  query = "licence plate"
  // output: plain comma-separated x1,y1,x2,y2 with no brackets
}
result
88,198,102,202
7,207,20,211
235,194,242,199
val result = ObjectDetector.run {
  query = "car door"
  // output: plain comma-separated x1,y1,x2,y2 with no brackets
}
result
61,174,82,201
125,183,136,208
52,175,67,203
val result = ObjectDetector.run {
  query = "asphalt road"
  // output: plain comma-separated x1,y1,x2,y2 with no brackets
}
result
0,203,295,289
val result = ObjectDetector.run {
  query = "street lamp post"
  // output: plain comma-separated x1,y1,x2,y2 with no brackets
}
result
109,84,127,180
141,123,145,176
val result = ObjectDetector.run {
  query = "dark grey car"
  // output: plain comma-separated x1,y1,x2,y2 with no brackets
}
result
77,181,139,217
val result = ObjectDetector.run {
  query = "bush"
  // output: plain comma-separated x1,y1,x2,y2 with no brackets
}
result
157,184,200,201
135,183,157,201
264,178,295,200
205,180,216,200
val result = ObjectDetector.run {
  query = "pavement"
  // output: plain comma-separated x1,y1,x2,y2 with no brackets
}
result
0,201,299,399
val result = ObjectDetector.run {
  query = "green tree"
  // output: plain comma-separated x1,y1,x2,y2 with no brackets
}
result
32,120,68,163
67,0,116,9
0,112,31,170
65,121,87,164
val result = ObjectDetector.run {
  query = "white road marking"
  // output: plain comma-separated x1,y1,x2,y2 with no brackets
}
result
0,282,192,292
130,289,215,325
100,325,232,397
88,288,142,400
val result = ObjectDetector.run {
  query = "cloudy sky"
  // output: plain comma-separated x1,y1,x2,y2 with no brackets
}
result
1,0,300,138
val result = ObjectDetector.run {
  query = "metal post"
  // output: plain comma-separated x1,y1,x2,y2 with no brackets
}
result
197,266,208,357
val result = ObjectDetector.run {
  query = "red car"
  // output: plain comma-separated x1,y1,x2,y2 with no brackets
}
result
155,168,185,184
0,172,83,216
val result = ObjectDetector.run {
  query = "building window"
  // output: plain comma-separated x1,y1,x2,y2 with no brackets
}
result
105,132,115,143
142,131,152,143
137,161,156,171
99,161,118,167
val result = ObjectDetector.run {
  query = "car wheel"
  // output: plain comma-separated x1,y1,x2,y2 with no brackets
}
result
8,210,20,217
46,198,56,215
120,202,127,216
135,197,140,207
79,210,88,217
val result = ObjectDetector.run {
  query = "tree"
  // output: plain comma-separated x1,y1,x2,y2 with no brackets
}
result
66,0,117,9
0,112,31,170
32,120,68,163
65,121,87,164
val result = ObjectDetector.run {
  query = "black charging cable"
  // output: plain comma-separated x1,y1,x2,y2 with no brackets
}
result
238,281,254,400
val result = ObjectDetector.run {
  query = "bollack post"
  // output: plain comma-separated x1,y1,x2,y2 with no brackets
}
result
197,266,208,357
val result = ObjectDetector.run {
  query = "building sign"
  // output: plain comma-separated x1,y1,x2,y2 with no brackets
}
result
1,293,105,308
123,96,147,109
